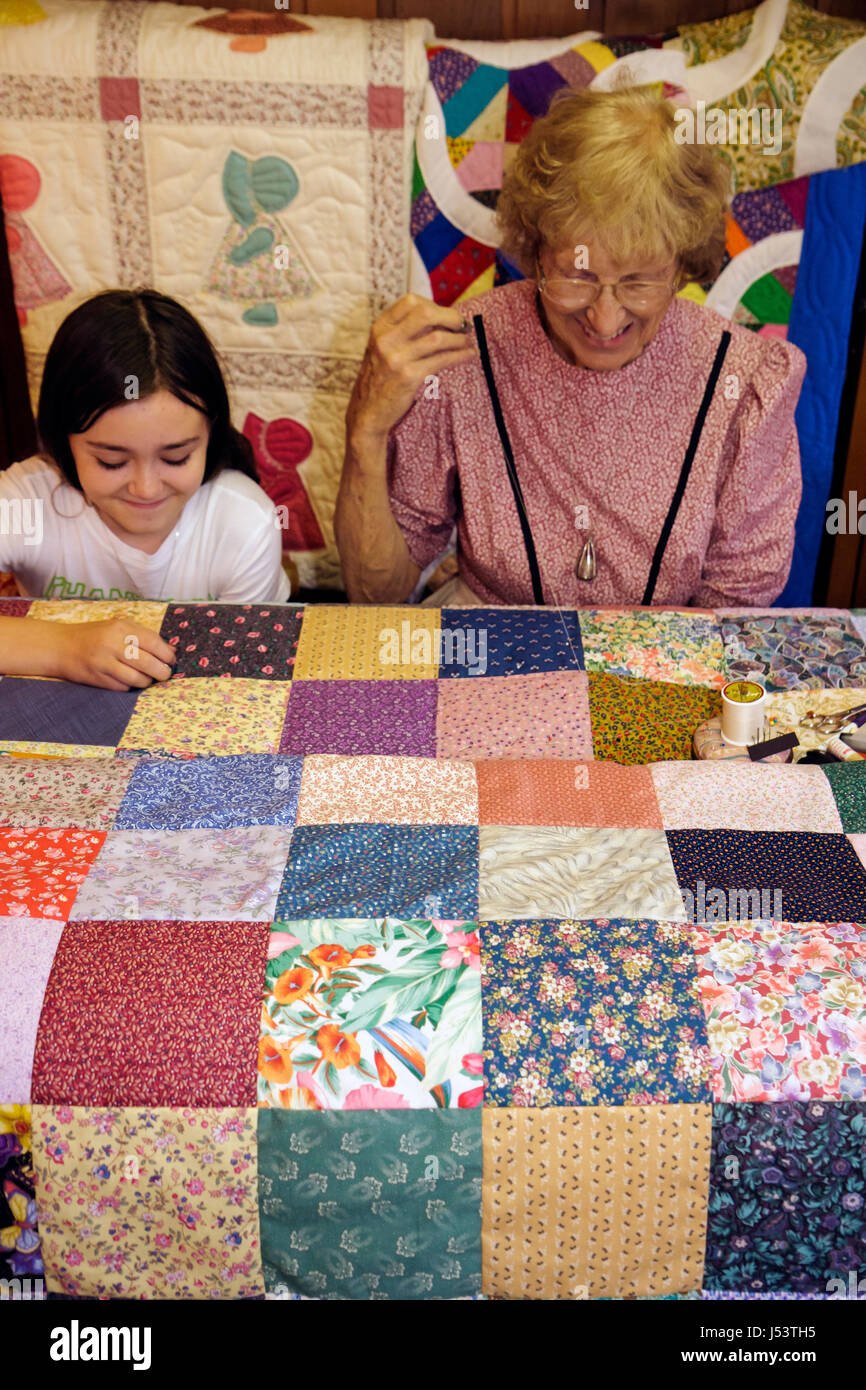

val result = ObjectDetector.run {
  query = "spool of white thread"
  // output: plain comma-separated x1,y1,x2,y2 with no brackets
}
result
720,679,766,745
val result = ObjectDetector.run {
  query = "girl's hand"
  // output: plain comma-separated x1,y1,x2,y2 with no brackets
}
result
347,294,478,447
52,618,177,691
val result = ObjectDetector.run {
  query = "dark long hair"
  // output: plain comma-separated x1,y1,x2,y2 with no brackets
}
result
37,289,258,489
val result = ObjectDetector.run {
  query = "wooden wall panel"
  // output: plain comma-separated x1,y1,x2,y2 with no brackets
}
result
130,0,866,33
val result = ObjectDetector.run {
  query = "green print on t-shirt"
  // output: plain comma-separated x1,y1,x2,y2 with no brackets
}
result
44,574,215,601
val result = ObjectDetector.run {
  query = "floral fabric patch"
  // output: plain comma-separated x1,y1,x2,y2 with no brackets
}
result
0,756,136,829
480,918,710,1106
705,1100,866,1294
692,920,866,1103
68,827,291,922
0,1105,43,1285
578,608,727,688
0,828,105,921
117,678,291,756
259,918,482,1109
0,919,64,1100
159,603,302,679
33,1106,262,1299
651,760,843,833
293,607,441,680
295,755,478,825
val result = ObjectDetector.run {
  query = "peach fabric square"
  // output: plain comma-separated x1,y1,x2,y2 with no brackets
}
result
482,1104,711,1299
293,607,441,680
118,678,291,756
0,828,105,921
32,1105,263,1299
651,760,843,833
475,759,661,827
848,834,866,871
296,754,478,824
436,672,591,760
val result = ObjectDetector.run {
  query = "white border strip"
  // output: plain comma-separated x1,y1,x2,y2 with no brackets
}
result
704,229,803,319
795,36,866,178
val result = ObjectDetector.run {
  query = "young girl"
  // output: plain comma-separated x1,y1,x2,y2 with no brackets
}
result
0,289,290,689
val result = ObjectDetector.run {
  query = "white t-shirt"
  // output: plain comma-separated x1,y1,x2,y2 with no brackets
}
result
0,456,291,603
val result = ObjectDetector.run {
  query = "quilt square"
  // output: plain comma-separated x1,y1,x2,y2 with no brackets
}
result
33,1106,262,1299
720,612,866,691
822,763,866,834
482,1105,711,1299
478,827,685,921
578,608,727,688
279,680,438,756
665,830,866,924
0,678,138,748
29,600,167,632
276,824,478,919
0,755,136,829
480,918,710,1106
588,673,721,764
437,608,583,678
0,920,64,1101
705,1101,866,1294
259,1109,482,1299
652,761,843,833
68,827,292,922
159,603,302,679
296,755,478,825
117,678,291,756
259,918,482,1109
693,920,866,1103
0,1105,43,1285
31,920,269,1107
115,755,302,830
436,672,591,759
476,759,661,827
0,828,105,922
292,607,441,680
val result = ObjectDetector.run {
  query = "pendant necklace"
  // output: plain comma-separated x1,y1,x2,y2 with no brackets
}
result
536,289,647,584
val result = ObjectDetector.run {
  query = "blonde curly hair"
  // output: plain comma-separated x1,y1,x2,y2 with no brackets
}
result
496,82,731,286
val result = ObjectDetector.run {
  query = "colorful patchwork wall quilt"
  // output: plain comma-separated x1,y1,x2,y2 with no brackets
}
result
3,598,866,1301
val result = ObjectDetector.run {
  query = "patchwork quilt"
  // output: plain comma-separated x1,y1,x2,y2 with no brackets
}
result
3,598,866,1300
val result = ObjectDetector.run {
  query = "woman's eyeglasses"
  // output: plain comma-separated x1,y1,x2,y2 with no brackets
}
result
537,265,681,313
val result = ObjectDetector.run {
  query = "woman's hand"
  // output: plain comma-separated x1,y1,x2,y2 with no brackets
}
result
50,618,177,690
347,294,478,446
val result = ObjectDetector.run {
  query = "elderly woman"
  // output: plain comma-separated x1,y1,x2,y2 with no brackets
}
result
335,85,806,607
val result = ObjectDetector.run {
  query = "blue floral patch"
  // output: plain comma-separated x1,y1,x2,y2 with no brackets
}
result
480,918,711,1106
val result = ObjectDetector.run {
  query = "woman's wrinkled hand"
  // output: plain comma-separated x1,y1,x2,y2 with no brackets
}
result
347,294,478,445
52,618,177,691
